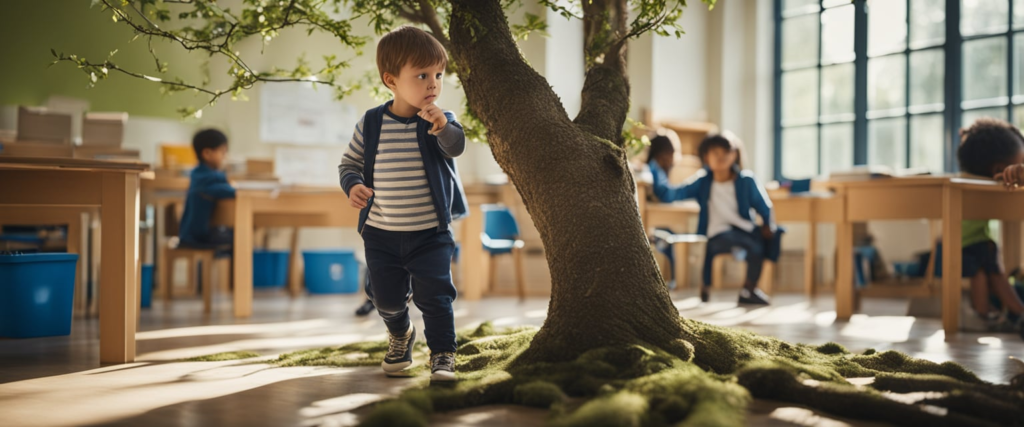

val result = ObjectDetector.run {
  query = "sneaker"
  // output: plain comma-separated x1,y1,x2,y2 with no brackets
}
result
430,351,457,382
382,326,416,374
738,288,770,305
700,288,710,303
355,299,375,316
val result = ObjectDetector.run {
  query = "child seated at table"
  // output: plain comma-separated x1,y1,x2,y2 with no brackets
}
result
955,118,1024,338
178,129,236,249
648,131,782,305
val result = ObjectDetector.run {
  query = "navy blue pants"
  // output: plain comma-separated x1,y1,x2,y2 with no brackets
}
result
362,225,457,353
702,227,768,288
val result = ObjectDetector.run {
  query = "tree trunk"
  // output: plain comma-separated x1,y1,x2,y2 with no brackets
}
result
448,0,689,363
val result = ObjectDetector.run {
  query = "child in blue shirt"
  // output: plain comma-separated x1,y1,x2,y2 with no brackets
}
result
338,26,467,382
178,129,236,249
648,132,780,305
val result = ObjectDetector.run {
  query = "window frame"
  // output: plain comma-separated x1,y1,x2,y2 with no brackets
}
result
773,0,987,179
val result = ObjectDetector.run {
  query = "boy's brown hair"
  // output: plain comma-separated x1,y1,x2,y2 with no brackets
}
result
376,26,448,87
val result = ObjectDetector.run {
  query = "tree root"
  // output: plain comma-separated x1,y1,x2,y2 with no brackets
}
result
204,320,1024,426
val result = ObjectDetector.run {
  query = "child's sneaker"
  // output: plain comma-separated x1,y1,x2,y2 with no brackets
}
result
382,326,416,375
430,351,457,382
738,288,770,305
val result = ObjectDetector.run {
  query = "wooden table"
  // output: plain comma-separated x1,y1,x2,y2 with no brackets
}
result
211,189,358,317
771,194,845,296
0,157,147,364
830,177,1024,336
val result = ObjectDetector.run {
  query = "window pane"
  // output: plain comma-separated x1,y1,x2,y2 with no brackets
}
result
961,0,1009,36
782,69,819,125
1015,105,1024,128
782,15,820,69
868,55,907,113
1015,34,1024,97
910,114,945,173
1016,0,1024,29
823,6,856,64
963,37,1008,103
821,64,855,120
784,0,819,14
910,49,945,108
782,126,819,178
910,0,946,48
821,123,854,174
869,117,908,169
963,107,1009,127
868,0,907,56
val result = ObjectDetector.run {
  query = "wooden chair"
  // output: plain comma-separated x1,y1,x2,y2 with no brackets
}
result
159,203,230,313
652,229,775,293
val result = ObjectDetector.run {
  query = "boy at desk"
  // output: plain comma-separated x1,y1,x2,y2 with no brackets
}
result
178,129,236,249
338,26,467,381
954,118,1024,338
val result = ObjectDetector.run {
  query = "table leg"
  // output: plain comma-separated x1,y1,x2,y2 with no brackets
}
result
461,204,485,300
233,194,254,318
288,227,303,297
805,222,817,297
154,200,168,298
1003,221,1022,273
99,172,139,364
942,186,963,337
835,220,854,320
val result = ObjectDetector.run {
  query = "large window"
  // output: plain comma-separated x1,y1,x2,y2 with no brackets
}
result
775,0,1024,179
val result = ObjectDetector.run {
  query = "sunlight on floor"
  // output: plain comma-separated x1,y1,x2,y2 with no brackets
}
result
139,333,366,361
838,315,915,342
0,361,346,427
136,319,336,341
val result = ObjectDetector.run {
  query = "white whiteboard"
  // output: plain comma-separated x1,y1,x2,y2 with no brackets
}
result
274,145,342,188
260,82,359,145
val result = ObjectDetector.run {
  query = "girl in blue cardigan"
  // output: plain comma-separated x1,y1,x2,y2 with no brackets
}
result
648,132,781,305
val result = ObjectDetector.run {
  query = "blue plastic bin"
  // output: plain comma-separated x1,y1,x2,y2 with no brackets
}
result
254,249,290,288
140,264,154,308
302,249,359,294
0,253,79,338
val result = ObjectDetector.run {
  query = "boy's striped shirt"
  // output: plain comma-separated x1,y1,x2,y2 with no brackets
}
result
339,112,463,232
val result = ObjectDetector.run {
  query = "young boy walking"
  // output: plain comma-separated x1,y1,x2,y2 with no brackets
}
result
339,26,467,381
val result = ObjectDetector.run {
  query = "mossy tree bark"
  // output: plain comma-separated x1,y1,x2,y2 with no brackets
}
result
448,0,691,364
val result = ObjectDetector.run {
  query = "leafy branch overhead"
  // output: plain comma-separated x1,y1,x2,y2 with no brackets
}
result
55,0,708,141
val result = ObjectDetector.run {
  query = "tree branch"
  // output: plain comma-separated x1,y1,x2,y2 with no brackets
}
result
448,0,569,138
573,0,631,145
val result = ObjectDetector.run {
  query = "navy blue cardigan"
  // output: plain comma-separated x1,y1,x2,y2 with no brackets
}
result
341,102,469,233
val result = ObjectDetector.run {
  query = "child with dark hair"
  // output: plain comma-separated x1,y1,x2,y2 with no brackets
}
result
178,129,235,248
649,131,781,305
954,118,1024,336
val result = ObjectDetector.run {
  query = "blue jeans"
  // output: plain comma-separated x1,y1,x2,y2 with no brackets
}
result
362,225,457,353
702,227,766,288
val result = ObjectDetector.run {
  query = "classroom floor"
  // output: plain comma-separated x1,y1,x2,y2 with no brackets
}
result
1,289,1021,427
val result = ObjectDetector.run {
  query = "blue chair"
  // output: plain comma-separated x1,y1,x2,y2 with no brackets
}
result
481,204,526,299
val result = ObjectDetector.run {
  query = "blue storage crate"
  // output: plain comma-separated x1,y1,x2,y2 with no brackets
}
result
140,264,154,308
253,249,290,288
0,253,79,338
302,249,359,294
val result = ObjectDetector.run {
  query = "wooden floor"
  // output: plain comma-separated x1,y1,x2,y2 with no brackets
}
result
1,289,1021,427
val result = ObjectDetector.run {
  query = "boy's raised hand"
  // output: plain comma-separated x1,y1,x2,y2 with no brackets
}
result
349,184,374,209
995,164,1024,190
417,104,447,135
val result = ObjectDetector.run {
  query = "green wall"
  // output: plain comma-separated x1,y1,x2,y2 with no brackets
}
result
0,0,207,118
